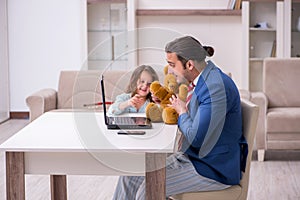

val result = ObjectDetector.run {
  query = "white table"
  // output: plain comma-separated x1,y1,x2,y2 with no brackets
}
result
0,111,178,200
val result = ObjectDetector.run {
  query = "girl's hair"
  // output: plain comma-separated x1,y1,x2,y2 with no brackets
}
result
125,65,159,100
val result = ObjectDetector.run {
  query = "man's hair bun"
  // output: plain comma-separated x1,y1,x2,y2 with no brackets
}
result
203,46,214,57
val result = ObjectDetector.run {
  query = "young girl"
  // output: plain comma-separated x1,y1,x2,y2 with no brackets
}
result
108,65,159,115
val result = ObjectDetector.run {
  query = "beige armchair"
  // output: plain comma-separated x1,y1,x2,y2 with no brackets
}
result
26,70,132,122
251,58,300,161
169,99,259,200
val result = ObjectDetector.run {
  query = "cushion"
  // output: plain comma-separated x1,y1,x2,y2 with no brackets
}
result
263,58,300,107
267,107,300,132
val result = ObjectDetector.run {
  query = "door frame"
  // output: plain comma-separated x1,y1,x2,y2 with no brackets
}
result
0,0,10,123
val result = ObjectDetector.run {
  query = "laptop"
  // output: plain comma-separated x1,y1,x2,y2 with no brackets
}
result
100,76,152,130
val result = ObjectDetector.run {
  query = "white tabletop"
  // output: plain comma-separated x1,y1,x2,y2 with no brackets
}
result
0,111,178,153
2,112,176,199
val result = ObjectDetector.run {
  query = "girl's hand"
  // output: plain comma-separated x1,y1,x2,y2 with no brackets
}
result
118,94,144,111
128,94,143,108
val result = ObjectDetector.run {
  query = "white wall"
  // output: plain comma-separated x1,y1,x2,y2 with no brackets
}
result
8,0,244,112
8,0,87,111
136,0,244,89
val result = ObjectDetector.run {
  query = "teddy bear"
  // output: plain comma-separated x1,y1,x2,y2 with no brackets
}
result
145,66,188,124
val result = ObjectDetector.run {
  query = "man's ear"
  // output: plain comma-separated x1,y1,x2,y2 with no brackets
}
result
186,60,194,70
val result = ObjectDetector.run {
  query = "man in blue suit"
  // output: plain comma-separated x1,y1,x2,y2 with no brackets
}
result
113,36,247,200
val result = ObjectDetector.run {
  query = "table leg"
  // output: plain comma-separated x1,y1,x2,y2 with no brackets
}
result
50,175,67,200
145,153,167,200
6,152,25,200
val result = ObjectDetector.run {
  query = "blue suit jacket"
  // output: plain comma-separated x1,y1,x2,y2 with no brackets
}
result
178,61,247,185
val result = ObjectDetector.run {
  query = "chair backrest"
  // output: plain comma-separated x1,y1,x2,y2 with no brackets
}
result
263,58,300,107
168,99,259,200
239,99,259,199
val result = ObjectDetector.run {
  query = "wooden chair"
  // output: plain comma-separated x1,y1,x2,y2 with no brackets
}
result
169,99,259,200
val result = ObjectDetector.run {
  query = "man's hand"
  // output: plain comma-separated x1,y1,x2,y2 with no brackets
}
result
168,94,187,115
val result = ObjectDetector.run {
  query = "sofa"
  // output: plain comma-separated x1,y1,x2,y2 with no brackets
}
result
26,70,251,123
250,58,300,161
26,70,136,122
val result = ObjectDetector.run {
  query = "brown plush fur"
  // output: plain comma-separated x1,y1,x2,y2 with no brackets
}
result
145,66,188,124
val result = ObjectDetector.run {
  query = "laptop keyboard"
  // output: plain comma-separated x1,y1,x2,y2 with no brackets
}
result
113,117,135,125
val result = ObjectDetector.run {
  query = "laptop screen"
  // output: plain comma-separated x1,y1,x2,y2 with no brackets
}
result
100,76,109,125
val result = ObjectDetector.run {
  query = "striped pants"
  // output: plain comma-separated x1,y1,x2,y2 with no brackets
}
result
112,152,230,200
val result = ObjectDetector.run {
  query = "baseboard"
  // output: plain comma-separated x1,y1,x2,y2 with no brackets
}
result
10,112,29,119
252,149,300,161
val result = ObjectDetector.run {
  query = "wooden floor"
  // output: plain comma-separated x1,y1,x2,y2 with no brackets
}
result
0,119,300,200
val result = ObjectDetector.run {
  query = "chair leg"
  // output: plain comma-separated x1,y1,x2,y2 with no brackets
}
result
257,149,265,162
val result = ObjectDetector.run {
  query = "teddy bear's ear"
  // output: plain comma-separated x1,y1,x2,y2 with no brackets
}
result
164,65,169,75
